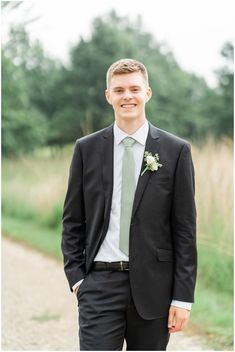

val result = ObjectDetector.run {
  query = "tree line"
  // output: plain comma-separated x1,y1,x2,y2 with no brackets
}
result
2,10,233,156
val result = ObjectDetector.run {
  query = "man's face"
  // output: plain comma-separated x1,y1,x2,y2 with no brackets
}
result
105,72,152,122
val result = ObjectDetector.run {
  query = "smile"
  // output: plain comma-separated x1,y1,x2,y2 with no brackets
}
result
121,104,137,108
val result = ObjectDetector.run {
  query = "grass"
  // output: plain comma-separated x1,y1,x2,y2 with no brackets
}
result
2,216,62,261
2,139,233,350
193,137,233,259
31,312,61,322
198,243,233,294
189,279,233,350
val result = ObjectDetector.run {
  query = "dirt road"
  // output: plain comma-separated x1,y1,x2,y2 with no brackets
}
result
2,237,207,350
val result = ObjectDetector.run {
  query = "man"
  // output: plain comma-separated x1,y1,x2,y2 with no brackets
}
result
61,58,197,351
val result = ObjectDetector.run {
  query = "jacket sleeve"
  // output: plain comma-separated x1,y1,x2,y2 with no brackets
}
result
171,143,197,302
61,140,86,291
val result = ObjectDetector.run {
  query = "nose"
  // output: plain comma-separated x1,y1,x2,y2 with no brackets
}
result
123,89,133,100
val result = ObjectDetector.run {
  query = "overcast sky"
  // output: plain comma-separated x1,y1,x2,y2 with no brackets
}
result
2,0,234,87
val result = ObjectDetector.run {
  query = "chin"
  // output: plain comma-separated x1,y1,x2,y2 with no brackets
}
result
121,113,138,120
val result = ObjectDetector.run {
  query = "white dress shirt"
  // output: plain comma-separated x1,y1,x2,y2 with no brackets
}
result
73,120,192,310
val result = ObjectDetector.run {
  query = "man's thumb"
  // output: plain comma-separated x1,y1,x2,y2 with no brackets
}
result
168,307,175,328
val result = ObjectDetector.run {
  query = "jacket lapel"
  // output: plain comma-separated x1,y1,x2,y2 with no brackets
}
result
100,124,114,222
131,123,160,219
100,122,160,223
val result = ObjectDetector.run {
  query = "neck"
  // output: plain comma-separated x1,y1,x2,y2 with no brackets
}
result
115,117,147,135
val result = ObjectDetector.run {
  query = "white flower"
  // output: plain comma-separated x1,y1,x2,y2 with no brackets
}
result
146,155,155,164
141,151,162,176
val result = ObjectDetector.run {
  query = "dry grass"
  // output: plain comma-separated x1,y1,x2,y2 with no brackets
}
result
192,137,233,256
3,140,233,250
2,147,71,217
2,138,233,256
2,139,233,349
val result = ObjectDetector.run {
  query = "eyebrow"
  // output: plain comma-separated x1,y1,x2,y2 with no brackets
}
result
112,85,142,90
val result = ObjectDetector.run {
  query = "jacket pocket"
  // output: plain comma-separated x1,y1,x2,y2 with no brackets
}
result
156,248,173,262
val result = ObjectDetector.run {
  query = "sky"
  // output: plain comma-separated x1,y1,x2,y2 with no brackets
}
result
2,0,234,87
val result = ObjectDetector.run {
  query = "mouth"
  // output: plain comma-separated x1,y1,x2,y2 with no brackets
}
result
121,104,137,109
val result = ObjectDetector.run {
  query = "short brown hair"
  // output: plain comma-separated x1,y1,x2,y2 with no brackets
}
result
106,58,149,88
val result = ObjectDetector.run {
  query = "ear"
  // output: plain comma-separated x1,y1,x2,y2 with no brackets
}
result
105,89,112,105
145,87,152,102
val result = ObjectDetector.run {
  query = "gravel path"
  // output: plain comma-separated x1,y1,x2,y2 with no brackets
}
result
2,237,207,351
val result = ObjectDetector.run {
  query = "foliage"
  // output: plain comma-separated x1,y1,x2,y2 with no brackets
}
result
2,140,233,293
213,42,234,137
1,1,23,11
2,51,47,156
2,139,233,349
52,12,217,142
2,11,233,155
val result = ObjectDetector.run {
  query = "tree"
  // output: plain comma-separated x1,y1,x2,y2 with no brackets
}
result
2,10,232,153
2,52,47,156
49,11,216,144
214,42,233,137
2,25,64,151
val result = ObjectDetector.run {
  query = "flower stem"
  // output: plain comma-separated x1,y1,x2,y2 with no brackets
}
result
141,167,148,176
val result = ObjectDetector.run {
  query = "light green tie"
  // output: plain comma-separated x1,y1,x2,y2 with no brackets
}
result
119,137,136,256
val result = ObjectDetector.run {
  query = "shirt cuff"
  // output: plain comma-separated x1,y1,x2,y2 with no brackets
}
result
171,300,192,310
72,279,84,292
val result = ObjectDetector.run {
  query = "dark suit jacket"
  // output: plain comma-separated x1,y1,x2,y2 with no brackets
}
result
61,122,197,319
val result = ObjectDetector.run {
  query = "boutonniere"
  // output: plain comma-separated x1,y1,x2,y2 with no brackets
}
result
141,151,162,176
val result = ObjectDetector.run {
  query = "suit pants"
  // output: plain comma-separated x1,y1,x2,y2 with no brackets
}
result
77,270,170,351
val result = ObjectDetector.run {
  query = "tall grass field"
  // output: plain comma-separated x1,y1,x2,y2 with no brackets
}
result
2,138,233,350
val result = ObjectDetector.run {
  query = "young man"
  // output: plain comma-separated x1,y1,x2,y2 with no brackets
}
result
62,58,197,350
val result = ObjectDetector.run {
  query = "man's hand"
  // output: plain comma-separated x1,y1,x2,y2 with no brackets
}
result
74,286,80,295
73,279,84,295
168,306,190,333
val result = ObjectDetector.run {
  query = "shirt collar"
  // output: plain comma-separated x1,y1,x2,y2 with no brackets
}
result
114,120,149,146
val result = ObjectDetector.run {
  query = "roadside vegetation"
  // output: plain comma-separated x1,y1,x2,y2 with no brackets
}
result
2,139,233,350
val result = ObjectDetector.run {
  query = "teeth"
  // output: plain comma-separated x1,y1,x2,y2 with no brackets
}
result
122,104,136,107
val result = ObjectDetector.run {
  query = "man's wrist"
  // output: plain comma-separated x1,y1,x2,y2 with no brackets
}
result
171,300,192,310
72,279,84,294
